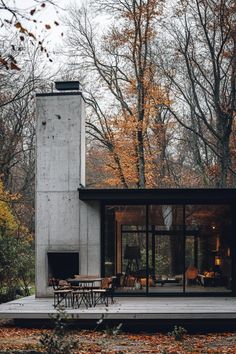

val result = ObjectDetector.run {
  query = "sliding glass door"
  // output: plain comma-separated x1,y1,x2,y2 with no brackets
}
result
184,205,232,293
148,205,184,293
104,205,147,293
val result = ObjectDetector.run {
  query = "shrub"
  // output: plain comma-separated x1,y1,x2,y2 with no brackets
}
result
39,307,78,354
168,325,187,341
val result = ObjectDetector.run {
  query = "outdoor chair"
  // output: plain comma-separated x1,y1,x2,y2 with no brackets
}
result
185,265,198,285
52,279,72,308
72,287,92,308
92,277,116,307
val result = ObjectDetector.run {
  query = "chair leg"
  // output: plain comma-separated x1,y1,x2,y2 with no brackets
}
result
73,292,90,309
73,293,79,308
105,293,109,307
54,293,58,307
93,290,114,307
54,292,71,308
65,292,71,308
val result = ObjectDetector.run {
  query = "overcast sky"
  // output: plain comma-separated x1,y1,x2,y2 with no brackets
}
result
20,0,68,46
1,1,108,77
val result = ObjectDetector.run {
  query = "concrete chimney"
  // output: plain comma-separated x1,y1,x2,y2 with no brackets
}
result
35,84,85,297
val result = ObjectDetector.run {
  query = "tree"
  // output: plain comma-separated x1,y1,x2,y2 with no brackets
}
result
0,235,34,301
0,179,19,233
0,179,33,302
0,0,58,71
159,0,236,187
65,0,174,188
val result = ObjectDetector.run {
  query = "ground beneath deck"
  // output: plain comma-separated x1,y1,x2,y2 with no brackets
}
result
0,324,236,353
0,295,236,322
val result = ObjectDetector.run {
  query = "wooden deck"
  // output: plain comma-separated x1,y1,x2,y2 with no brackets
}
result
0,296,236,321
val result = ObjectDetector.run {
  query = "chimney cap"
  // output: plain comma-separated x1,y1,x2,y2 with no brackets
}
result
55,81,80,91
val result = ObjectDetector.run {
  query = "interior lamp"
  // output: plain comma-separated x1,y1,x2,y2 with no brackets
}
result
215,255,222,266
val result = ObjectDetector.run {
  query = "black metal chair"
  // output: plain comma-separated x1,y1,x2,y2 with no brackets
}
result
72,288,92,308
52,279,72,308
92,277,116,307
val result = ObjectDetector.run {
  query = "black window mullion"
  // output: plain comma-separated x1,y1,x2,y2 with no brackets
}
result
183,204,186,293
146,204,149,296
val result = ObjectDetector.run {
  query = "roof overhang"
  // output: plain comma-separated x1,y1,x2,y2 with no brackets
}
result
78,188,236,204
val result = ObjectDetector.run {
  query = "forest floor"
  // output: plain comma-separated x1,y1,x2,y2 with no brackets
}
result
0,320,236,353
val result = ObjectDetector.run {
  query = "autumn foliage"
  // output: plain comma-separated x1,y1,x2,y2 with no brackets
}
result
0,179,33,301
0,179,30,237
74,0,173,188
0,326,236,353
68,0,236,189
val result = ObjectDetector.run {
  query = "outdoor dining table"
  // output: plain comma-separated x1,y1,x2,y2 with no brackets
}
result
66,278,103,288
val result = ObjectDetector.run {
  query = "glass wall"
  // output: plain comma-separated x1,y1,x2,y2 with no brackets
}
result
103,203,232,294
148,205,184,293
185,205,232,293
104,205,146,293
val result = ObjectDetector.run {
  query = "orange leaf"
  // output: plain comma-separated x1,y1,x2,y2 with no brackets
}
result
19,27,27,34
10,62,20,71
14,22,21,29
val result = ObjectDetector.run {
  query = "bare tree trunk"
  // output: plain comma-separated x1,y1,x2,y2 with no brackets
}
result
158,0,236,187
65,0,166,188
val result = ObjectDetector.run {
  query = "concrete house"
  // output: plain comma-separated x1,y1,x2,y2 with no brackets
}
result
35,82,236,298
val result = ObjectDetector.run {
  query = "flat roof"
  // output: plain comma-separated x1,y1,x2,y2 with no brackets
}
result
78,188,236,204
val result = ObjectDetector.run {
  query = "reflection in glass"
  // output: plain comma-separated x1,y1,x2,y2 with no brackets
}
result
104,205,146,293
185,205,232,292
104,203,232,295
148,205,184,293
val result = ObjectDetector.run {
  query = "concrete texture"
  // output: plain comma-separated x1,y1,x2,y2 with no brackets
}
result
36,92,100,297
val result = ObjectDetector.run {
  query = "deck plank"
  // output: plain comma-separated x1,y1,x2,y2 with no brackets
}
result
0,296,236,320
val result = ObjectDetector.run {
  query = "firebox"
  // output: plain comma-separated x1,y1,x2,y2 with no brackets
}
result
47,252,79,284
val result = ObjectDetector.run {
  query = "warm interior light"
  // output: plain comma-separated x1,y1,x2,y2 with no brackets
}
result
215,255,221,266
227,248,231,257
216,236,220,251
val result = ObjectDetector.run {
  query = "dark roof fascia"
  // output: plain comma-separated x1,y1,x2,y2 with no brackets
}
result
36,92,82,97
78,188,236,204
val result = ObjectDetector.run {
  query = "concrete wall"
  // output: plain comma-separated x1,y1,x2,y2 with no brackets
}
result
35,92,100,297
79,201,101,275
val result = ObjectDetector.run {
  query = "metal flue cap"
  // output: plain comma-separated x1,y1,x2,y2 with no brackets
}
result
55,81,80,91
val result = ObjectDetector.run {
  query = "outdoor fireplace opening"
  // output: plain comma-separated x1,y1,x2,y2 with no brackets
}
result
47,252,79,285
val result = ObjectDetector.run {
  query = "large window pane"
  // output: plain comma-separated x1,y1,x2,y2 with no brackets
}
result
148,205,184,293
104,205,146,293
185,205,232,293
104,203,232,296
